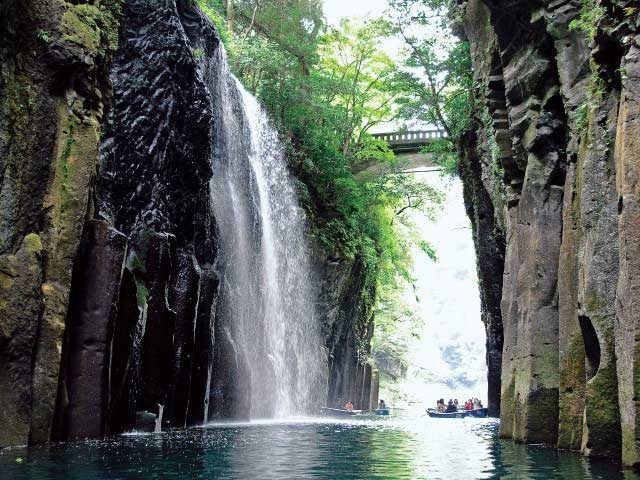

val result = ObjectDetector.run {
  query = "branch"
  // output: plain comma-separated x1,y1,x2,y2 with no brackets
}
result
237,10,310,75
396,21,451,136
392,195,415,223
241,1,260,41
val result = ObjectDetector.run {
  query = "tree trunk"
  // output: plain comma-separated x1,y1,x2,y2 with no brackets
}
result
226,0,234,32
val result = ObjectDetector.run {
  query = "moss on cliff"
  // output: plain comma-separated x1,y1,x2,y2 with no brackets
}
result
0,0,122,446
558,336,587,450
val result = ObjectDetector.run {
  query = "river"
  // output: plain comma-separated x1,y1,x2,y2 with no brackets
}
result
2,413,638,479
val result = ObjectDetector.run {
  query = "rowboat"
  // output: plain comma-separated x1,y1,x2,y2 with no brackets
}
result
320,407,357,417
465,408,489,418
320,407,392,418
426,408,488,418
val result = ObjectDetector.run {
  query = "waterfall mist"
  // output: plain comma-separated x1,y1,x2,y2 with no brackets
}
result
205,47,327,418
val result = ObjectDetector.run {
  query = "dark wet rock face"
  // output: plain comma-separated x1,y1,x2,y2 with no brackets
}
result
186,268,218,426
314,252,377,411
459,0,640,464
55,220,127,441
0,0,219,444
97,0,215,257
87,0,218,435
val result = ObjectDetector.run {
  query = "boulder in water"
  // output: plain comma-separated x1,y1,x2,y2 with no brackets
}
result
135,411,157,433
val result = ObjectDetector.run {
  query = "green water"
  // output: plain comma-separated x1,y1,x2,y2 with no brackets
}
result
1,416,638,479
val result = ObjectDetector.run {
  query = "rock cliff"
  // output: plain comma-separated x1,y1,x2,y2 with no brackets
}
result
0,0,121,446
315,251,377,411
0,0,375,447
459,0,640,464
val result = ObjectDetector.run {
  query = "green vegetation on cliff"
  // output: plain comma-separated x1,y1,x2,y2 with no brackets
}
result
198,0,446,295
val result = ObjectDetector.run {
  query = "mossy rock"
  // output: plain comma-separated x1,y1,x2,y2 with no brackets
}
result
59,6,101,60
23,233,43,255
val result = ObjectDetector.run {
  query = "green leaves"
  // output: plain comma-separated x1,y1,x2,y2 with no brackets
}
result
418,240,438,261
355,135,395,164
569,0,606,40
318,18,400,157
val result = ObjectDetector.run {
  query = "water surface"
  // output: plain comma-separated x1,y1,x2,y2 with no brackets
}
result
2,416,637,479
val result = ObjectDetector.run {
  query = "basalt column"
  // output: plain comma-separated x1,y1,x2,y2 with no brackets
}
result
56,0,219,438
613,11,640,467
459,0,640,463
54,221,127,440
463,0,568,443
0,0,120,447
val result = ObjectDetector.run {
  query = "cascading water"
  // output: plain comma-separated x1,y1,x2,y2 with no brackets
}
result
205,46,326,418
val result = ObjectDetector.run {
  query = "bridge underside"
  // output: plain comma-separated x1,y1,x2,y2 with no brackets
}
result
395,151,438,170
355,151,438,177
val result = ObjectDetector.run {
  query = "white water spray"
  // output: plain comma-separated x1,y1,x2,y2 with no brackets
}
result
206,47,326,418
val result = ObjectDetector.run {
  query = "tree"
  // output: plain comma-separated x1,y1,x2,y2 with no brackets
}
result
218,0,323,75
318,18,399,157
388,0,474,173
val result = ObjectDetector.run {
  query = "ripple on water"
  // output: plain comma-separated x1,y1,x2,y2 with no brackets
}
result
1,417,638,479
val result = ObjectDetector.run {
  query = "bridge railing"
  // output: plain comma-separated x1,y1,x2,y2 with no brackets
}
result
372,129,448,144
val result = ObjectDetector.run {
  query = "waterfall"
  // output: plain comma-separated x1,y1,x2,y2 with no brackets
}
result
205,47,326,418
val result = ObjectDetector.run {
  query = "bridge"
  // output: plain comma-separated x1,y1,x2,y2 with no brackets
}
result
372,129,448,153
356,129,448,176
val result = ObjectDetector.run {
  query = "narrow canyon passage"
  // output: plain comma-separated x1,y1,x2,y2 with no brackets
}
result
376,174,490,409
1,0,640,478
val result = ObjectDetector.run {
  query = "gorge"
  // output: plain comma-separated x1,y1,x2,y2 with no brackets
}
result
2,0,640,477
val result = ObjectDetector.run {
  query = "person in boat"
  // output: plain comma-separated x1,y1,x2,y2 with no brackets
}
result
436,399,445,412
473,397,481,410
378,400,386,410
454,399,459,410
344,400,354,411
445,399,457,413
464,399,473,411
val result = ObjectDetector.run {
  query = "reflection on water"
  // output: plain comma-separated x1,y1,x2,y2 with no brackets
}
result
2,416,638,479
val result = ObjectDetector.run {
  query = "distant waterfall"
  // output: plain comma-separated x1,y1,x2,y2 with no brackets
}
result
205,47,326,418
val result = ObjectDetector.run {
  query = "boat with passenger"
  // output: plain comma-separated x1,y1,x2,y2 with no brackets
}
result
320,407,357,417
320,399,391,418
427,397,488,418
426,407,488,418
320,407,391,418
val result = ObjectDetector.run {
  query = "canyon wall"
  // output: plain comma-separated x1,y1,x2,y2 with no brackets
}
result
0,0,374,447
0,0,121,447
460,0,640,464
